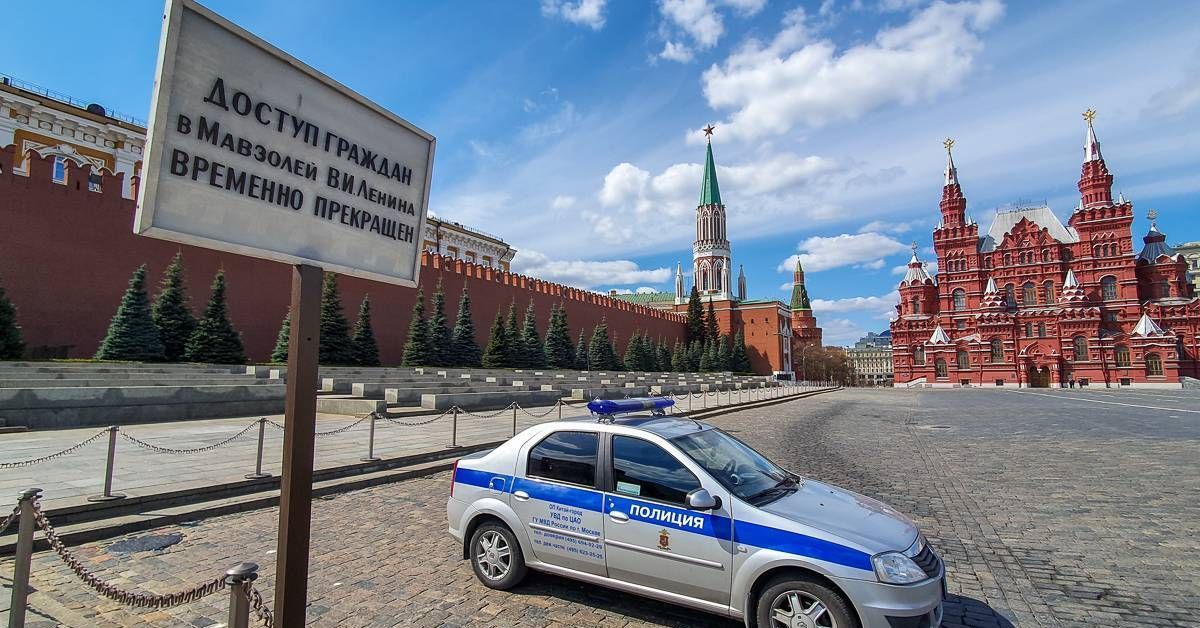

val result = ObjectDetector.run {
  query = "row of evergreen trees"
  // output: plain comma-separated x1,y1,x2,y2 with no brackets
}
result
270,274,381,366
0,286,24,360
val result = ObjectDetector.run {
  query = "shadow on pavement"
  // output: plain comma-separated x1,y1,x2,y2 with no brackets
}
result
942,593,1017,628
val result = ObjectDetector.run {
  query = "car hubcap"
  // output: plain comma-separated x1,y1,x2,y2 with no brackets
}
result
770,590,836,628
475,531,511,581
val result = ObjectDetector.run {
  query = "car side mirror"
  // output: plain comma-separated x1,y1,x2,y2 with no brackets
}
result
686,488,719,511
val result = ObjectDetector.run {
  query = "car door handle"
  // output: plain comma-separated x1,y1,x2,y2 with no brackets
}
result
609,511,629,522
513,490,530,501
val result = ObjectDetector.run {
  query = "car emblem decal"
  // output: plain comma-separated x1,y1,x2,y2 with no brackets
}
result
658,529,671,551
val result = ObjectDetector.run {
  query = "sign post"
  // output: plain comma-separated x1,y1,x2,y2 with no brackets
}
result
137,0,434,621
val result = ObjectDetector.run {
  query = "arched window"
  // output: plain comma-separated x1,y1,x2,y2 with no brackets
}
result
1003,253,1011,266
956,350,969,370
1024,322,1033,337
1159,281,1171,299
1037,322,1046,338
913,346,925,365
1041,248,1050,262
990,338,1004,362
1100,276,1117,301
1022,282,1036,305
935,358,948,378
713,261,723,291
1072,335,1088,362
1115,345,1131,367
1043,281,1055,304
1004,284,1016,307
699,265,710,291
952,288,966,311
911,298,920,315
1146,352,1163,376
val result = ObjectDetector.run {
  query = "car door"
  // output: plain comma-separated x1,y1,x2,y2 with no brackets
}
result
509,429,607,577
601,434,734,605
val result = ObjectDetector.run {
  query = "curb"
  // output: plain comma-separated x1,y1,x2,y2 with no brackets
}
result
684,386,841,422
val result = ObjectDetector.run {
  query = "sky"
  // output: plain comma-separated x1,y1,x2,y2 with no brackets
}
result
8,0,1199,345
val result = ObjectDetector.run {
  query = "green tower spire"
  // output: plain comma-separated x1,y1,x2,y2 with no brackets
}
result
790,259,811,311
699,126,722,206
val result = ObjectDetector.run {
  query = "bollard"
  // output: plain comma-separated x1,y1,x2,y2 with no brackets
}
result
512,404,518,437
245,418,271,479
557,400,562,421
361,413,381,462
702,391,707,409
688,392,692,413
449,407,460,448
224,562,259,628
8,488,41,628
88,427,125,502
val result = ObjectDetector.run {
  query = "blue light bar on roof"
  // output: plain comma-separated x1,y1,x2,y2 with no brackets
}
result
587,397,675,416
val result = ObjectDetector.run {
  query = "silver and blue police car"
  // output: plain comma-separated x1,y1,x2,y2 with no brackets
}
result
447,398,944,628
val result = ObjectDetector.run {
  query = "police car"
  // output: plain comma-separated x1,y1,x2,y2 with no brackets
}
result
447,398,944,628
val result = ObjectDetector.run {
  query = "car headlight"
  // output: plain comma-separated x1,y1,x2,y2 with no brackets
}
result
872,551,928,584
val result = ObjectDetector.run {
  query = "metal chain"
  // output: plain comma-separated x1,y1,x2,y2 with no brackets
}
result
264,419,286,431
33,500,227,608
0,427,110,469
118,422,258,455
0,505,18,534
314,415,370,438
380,409,452,427
245,582,275,627
456,403,518,419
516,402,561,418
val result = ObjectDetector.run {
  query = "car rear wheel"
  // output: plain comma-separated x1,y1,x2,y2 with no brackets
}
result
469,522,527,590
756,574,859,628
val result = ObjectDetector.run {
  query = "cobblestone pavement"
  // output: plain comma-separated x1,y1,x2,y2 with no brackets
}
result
2,388,1198,627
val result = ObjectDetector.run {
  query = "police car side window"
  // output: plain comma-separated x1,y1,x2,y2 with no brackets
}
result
526,431,598,487
612,436,700,506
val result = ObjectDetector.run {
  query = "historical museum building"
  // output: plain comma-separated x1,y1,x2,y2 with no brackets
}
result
892,112,1199,388
613,128,823,376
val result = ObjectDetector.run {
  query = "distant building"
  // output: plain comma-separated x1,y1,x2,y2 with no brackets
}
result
854,330,891,349
1175,240,1200,296
891,112,1198,388
422,218,515,271
848,345,893,386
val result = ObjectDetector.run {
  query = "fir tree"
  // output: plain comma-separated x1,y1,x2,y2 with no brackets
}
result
449,286,481,367
318,273,356,365
0,286,26,360
685,285,705,344
698,340,713,372
716,334,731,371
184,270,246,364
670,341,685,372
656,340,671,372
95,265,165,361
426,279,452,366
150,252,196,361
705,300,720,344
504,301,520,367
351,295,380,367
624,333,644,371
401,288,431,367
481,309,510,368
730,330,751,373
270,308,290,363
588,321,618,370
521,300,546,368
575,329,589,370
543,303,574,369
687,340,704,372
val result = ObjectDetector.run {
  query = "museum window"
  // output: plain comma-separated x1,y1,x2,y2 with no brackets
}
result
1072,335,1088,362
910,298,920,315
956,350,969,370
1004,284,1016,307
1100,276,1117,300
990,338,1004,362
1115,345,1131,367
913,346,925,365
1003,253,1011,266
952,288,966,311
1037,322,1046,338
1043,281,1055,304
1024,322,1033,337
1041,248,1050,262
1159,281,1171,299
1145,353,1163,376
935,359,948,378
1022,282,1036,306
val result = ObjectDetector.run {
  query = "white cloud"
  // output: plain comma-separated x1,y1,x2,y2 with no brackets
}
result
1143,50,1200,118
778,232,909,273
656,0,766,63
819,318,869,347
659,41,695,63
541,0,607,29
810,290,900,318
891,259,938,275
635,286,658,294
520,102,579,143
699,0,1004,142
551,195,577,210
511,249,672,289
859,219,917,234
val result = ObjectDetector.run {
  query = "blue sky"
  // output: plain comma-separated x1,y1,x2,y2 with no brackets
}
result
8,0,1199,344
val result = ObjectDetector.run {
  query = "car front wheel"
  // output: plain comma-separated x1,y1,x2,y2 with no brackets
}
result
469,522,527,590
756,574,859,628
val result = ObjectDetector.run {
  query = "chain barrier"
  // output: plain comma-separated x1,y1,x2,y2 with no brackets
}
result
0,505,18,534
246,582,275,627
118,421,258,455
379,409,453,427
0,427,110,469
315,414,371,438
264,418,286,431
32,499,228,608
516,402,561,419
456,403,518,419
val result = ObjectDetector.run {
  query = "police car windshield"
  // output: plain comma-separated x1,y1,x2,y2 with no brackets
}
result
671,429,793,503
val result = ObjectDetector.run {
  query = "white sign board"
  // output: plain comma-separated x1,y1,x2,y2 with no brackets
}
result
136,0,434,287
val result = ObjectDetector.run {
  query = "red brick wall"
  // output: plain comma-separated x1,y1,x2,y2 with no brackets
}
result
0,147,685,363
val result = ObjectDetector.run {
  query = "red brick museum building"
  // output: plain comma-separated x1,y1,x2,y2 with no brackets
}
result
891,114,1199,388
